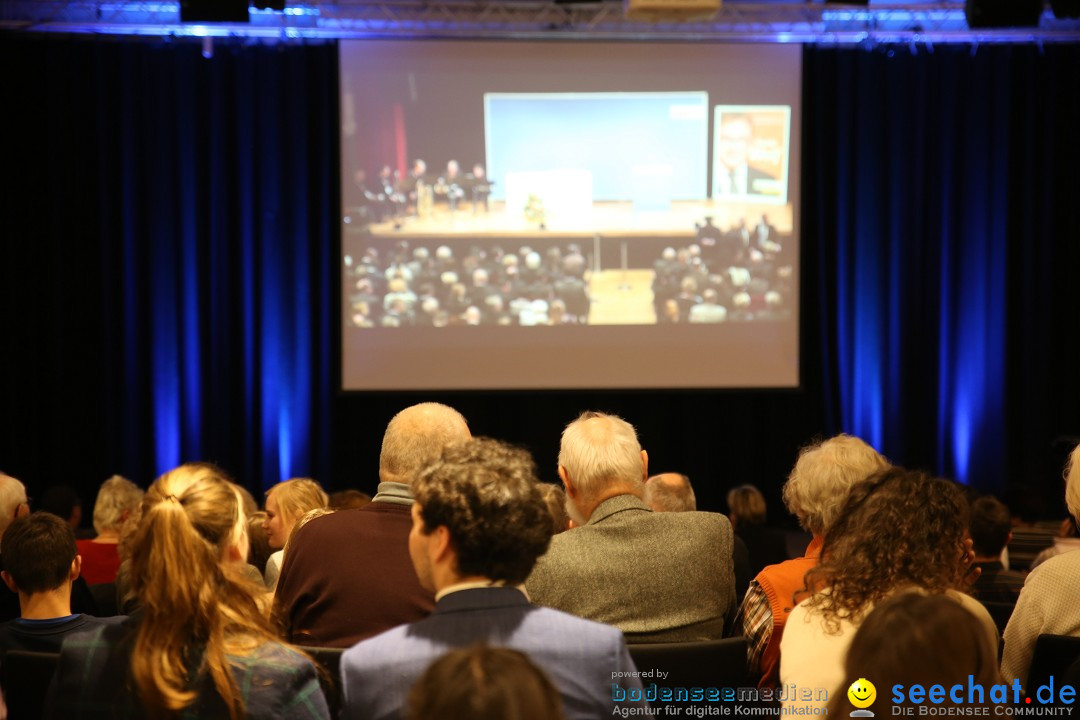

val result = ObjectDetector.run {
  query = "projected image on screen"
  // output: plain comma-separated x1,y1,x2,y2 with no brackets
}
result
340,41,801,389
713,106,791,204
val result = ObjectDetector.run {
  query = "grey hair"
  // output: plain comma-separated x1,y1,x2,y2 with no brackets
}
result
782,434,890,536
645,474,696,513
92,475,145,535
558,411,644,501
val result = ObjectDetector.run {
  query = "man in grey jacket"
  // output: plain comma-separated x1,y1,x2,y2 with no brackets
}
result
526,411,736,642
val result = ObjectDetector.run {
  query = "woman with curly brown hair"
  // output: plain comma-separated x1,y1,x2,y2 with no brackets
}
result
779,467,998,715
47,463,330,719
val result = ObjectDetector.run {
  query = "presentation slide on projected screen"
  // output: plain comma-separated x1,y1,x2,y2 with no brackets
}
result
340,40,801,390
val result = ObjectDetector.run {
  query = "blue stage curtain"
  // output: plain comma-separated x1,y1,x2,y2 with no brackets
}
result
2,36,337,492
804,43,1080,491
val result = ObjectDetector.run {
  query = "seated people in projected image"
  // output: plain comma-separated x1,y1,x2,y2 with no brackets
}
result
465,163,492,213
345,241,593,328
714,114,778,200
344,212,793,328
434,160,466,212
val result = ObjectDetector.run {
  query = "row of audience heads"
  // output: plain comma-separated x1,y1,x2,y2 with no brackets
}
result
5,417,1079,608
3,408,1080,719
6,418,1071,617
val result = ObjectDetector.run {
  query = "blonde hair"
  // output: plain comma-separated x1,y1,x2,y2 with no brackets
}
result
782,434,890,536
265,478,328,532
1064,444,1080,521
129,463,283,719
558,411,645,500
92,475,144,534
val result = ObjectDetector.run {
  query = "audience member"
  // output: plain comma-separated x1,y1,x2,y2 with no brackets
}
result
0,473,33,621
1001,443,1080,689
738,434,889,688
644,472,697,512
39,484,85,536
727,483,788,578
341,437,641,720
537,483,570,534
328,489,372,511
77,475,143,585
826,591,1001,716
969,496,1027,603
780,468,998,715
0,513,120,658
405,645,565,720
275,402,470,647
1003,484,1057,572
646,472,752,608
526,412,736,641
114,465,256,614
1029,516,1080,569
47,463,329,719
246,511,273,578
234,484,259,518
263,478,329,589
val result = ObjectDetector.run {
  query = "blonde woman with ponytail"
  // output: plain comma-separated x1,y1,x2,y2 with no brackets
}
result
47,463,330,719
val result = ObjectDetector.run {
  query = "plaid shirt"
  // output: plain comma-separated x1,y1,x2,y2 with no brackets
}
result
46,621,329,719
737,580,774,679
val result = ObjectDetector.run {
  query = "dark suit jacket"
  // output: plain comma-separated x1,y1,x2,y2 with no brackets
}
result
340,587,643,720
526,494,736,642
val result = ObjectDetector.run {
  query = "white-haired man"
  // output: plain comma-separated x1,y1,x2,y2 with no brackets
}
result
738,434,889,688
274,402,471,648
0,473,32,621
526,412,736,642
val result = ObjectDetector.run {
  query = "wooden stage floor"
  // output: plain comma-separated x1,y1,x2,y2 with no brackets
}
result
361,200,793,240
588,269,657,324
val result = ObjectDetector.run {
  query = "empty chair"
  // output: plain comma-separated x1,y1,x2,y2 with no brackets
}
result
627,636,749,702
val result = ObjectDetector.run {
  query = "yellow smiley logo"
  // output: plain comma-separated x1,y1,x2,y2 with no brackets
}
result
847,678,877,709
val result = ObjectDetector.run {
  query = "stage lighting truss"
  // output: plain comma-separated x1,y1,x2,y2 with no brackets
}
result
2,0,1079,42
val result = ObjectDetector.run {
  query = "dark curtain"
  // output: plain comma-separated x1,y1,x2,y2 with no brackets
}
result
805,43,1080,502
3,35,1079,517
1,34,337,500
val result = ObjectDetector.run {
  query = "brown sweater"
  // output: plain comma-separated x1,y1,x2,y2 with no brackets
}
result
273,496,434,648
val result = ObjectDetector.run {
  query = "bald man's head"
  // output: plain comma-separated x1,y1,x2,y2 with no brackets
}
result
379,403,471,486
644,473,697,513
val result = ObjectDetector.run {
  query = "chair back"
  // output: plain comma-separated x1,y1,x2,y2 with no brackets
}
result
299,645,345,720
1,649,60,719
627,636,749,698
1026,634,1080,704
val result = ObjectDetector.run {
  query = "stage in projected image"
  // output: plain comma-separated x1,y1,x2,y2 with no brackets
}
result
340,41,801,390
